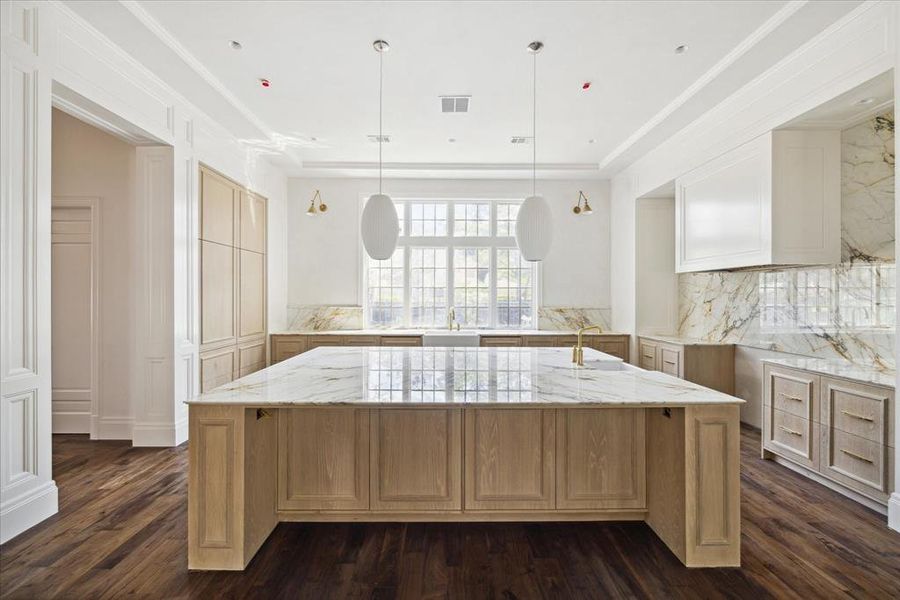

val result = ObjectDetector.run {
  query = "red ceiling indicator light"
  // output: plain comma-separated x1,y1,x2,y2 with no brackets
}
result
582,81,591,91
259,78,271,88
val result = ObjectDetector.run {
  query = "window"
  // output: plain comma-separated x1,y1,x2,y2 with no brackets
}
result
365,199,537,328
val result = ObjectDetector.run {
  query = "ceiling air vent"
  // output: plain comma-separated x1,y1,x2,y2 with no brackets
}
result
367,134,391,143
510,136,531,144
440,95,470,113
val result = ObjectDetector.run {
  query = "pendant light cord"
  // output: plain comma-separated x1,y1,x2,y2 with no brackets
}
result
532,49,536,197
379,47,384,194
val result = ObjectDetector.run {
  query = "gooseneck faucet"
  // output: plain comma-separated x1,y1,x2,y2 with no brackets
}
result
572,324,603,366
448,307,461,331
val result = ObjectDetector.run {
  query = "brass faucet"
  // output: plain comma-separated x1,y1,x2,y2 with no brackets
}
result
572,325,603,366
448,307,461,331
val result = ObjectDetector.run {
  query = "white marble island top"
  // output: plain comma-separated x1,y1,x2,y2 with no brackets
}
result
188,347,743,407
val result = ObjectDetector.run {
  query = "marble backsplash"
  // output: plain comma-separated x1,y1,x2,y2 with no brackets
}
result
284,305,611,332
678,263,895,370
677,111,895,371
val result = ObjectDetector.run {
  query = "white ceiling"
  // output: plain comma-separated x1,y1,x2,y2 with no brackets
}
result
64,1,865,178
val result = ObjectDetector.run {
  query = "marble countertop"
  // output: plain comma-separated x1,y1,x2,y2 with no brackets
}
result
762,357,895,388
271,329,626,336
638,334,732,346
188,346,743,407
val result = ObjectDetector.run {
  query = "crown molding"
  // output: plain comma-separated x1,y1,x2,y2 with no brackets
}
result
302,161,600,172
598,0,808,172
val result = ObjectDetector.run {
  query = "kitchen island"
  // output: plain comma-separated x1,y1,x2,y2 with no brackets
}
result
186,346,742,570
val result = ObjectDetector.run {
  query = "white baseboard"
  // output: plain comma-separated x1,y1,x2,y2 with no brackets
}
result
94,417,133,440
0,481,59,544
132,417,188,447
889,493,900,532
52,411,90,434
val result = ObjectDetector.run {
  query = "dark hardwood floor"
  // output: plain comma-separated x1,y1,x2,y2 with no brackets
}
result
1,426,898,599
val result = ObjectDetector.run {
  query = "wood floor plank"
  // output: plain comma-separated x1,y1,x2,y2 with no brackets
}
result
1,427,899,599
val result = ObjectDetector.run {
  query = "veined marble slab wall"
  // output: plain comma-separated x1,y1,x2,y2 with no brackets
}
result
284,305,611,332
678,264,895,370
842,111,894,262
678,110,895,370
286,305,364,331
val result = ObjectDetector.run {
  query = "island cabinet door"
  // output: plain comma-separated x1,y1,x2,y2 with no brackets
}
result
370,408,462,511
465,408,555,510
556,409,647,510
277,408,370,511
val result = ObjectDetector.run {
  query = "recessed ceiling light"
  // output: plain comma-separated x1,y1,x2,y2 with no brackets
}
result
310,137,318,142
855,97,875,106
674,44,687,54
588,139,595,144
229,40,242,50
448,138,456,143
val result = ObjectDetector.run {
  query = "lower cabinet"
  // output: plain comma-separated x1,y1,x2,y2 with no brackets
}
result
465,408,555,510
276,407,647,514
277,407,369,511
556,408,646,509
762,363,894,505
637,337,734,394
371,408,462,510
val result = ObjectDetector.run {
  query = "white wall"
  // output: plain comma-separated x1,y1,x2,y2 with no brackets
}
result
0,1,288,543
287,177,610,310
635,197,677,336
51,109,137,438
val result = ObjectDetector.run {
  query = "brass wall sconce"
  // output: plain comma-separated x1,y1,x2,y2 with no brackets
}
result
572,190,593,215
307,189,328,216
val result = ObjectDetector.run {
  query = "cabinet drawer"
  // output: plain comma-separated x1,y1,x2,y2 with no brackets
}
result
591,340,627,360
308,335,343,349
764,406,817,469
343,335,380,346
765,365,817,421
480,336,523,347
271,337,307,364
821,377,890,445
822,429,887,496
658,346,681,377
380,336,422,347
638,340,657,371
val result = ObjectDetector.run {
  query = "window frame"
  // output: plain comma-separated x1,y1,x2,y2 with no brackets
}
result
360,195,541,329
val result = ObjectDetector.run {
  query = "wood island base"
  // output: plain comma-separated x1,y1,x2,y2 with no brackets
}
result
188,404,740,571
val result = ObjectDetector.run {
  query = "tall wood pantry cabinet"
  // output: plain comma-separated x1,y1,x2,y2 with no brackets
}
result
199,165,268,392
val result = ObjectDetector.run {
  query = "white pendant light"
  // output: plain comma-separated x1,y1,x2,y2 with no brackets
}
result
361,39,399,260
515,41,553,262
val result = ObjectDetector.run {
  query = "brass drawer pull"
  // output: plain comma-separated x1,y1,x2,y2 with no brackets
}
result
840,448,874,464
663,360,677,365
840,410,874,423
779,426,802,437
778,392,804,402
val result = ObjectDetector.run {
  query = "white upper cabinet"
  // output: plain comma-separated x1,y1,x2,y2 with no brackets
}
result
675,130,840,273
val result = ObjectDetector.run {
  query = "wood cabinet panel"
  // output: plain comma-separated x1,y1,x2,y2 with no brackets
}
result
659,346,682,377
820,377,891,446
238,250,265,339
764,406,818,469
271,336,307,364
200,241,236,347
639,340,658,371
822,428,888,498
465,408,554,510
371,409,462,511
556,409,646,509
767,366,817,419
590,338,628,360
277,408,369,511
200,168,236,246
343,335,380,346
380,336,422,347
238,340,266,378
522,335,555,347
239,191,266,253
200,347,236,393
480,336,523,347
308,335,343,350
